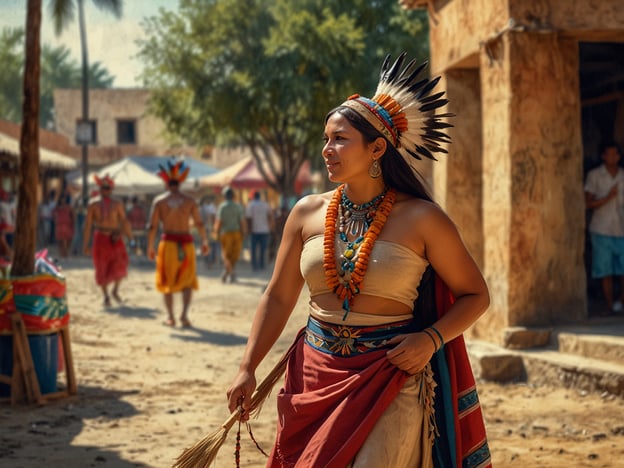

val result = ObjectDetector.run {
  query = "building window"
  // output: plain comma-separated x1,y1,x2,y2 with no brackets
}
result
76,119,97,145
117,120,137,144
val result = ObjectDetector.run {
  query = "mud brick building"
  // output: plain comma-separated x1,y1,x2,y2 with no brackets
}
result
402,0,624,343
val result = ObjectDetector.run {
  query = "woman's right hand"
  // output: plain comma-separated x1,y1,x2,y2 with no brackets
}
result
226,370,257,421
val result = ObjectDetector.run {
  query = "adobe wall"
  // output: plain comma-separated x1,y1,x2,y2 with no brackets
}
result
53,89,169,153
435,69,484,271
427,0,624,73
418,0,603,342
485,32,586,329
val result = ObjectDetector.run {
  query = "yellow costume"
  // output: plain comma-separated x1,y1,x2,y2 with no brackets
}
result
219,231,243,263
156,233,198,293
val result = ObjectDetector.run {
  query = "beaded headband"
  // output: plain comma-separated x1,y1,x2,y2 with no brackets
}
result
341,52,453,162
94,174,114,188
157,158,190,184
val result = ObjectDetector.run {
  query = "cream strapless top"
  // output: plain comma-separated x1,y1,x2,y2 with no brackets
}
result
300,234,429,308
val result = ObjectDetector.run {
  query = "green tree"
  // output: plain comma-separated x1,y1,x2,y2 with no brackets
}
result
138,0,428,196
0,27,115,129
13,0,121,276
0,28,24,123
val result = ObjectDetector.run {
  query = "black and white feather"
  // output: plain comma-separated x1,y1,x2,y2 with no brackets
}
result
373,52,453,162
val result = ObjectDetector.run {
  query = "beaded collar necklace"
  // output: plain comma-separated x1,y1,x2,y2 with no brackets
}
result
324,184,397,319
339,188,387,238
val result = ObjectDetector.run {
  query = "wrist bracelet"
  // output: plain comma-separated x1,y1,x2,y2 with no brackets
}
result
428,326,445,349
421,329,439,352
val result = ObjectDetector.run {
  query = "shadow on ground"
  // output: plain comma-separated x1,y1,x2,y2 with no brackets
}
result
0,384,146,467
103,304,160,320
169,326,248,346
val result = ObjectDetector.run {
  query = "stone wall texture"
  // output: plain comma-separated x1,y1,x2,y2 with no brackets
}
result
506,33,586,325
427,0,624,72
416,0,624,342
437,69,484,270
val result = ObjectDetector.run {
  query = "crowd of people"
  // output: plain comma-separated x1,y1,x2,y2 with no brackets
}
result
27,184,288,274
69,161,291,327
0,176,291,317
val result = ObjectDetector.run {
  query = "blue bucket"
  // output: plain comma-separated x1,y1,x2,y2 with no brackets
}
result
0,333,59,396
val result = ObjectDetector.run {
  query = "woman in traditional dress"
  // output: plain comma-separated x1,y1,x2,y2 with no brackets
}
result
226,53,492,467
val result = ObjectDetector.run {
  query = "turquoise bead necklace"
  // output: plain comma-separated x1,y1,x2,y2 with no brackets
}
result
339,188,388,239
336,188,388,315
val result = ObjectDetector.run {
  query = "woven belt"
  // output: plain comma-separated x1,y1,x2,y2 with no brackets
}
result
305,315,412,356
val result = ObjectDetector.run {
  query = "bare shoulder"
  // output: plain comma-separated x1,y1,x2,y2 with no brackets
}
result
288,191,333,240
291,191,332,215
87,196,101,208
386,194,457,252
152,191,169,205
394,194,447,220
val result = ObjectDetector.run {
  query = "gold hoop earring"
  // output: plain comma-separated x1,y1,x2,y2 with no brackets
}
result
368,159,381,179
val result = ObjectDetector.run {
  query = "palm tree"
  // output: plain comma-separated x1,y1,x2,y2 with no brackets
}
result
14,0,122,275
14,0,43,276
50,0,122,210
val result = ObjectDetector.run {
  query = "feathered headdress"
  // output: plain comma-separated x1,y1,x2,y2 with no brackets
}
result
94,174,114,188
341,52,453,162
157,158,190,184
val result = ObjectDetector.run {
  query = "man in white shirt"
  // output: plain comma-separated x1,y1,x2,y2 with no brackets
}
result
245,190,273,271
585,141,624,315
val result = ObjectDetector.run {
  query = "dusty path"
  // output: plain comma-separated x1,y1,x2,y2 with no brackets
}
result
0,255,623,467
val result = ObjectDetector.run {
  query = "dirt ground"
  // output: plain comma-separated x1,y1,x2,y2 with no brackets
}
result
1,254,623,467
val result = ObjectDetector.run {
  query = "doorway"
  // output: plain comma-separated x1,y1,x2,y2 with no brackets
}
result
580,41,624,315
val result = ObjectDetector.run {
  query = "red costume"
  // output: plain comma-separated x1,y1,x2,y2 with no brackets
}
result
268,277,491,468
92,230,128,286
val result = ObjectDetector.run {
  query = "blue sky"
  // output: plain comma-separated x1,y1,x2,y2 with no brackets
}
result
0,0,178,88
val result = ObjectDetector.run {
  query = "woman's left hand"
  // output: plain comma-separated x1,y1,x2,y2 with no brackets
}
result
385,332,436,375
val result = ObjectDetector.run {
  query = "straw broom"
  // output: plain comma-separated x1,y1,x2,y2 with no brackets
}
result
173,331,303,468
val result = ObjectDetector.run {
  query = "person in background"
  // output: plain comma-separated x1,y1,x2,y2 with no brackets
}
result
0,188,14,273
226,53,491,467
83,175,134,307
0,189,16,245
53,193,74,258
127,196,148,255
71,191,94,256
147,159,209,328
39,189,57,247
214,186,247,283
246,190,273,271
585,141,624,315
199,194,219,266
268,200,290,262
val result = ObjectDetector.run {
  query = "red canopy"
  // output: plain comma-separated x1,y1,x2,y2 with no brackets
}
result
232,158,274,189
200,156,312,194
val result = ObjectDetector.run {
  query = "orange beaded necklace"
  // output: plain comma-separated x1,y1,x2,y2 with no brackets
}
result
323,184,397,318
